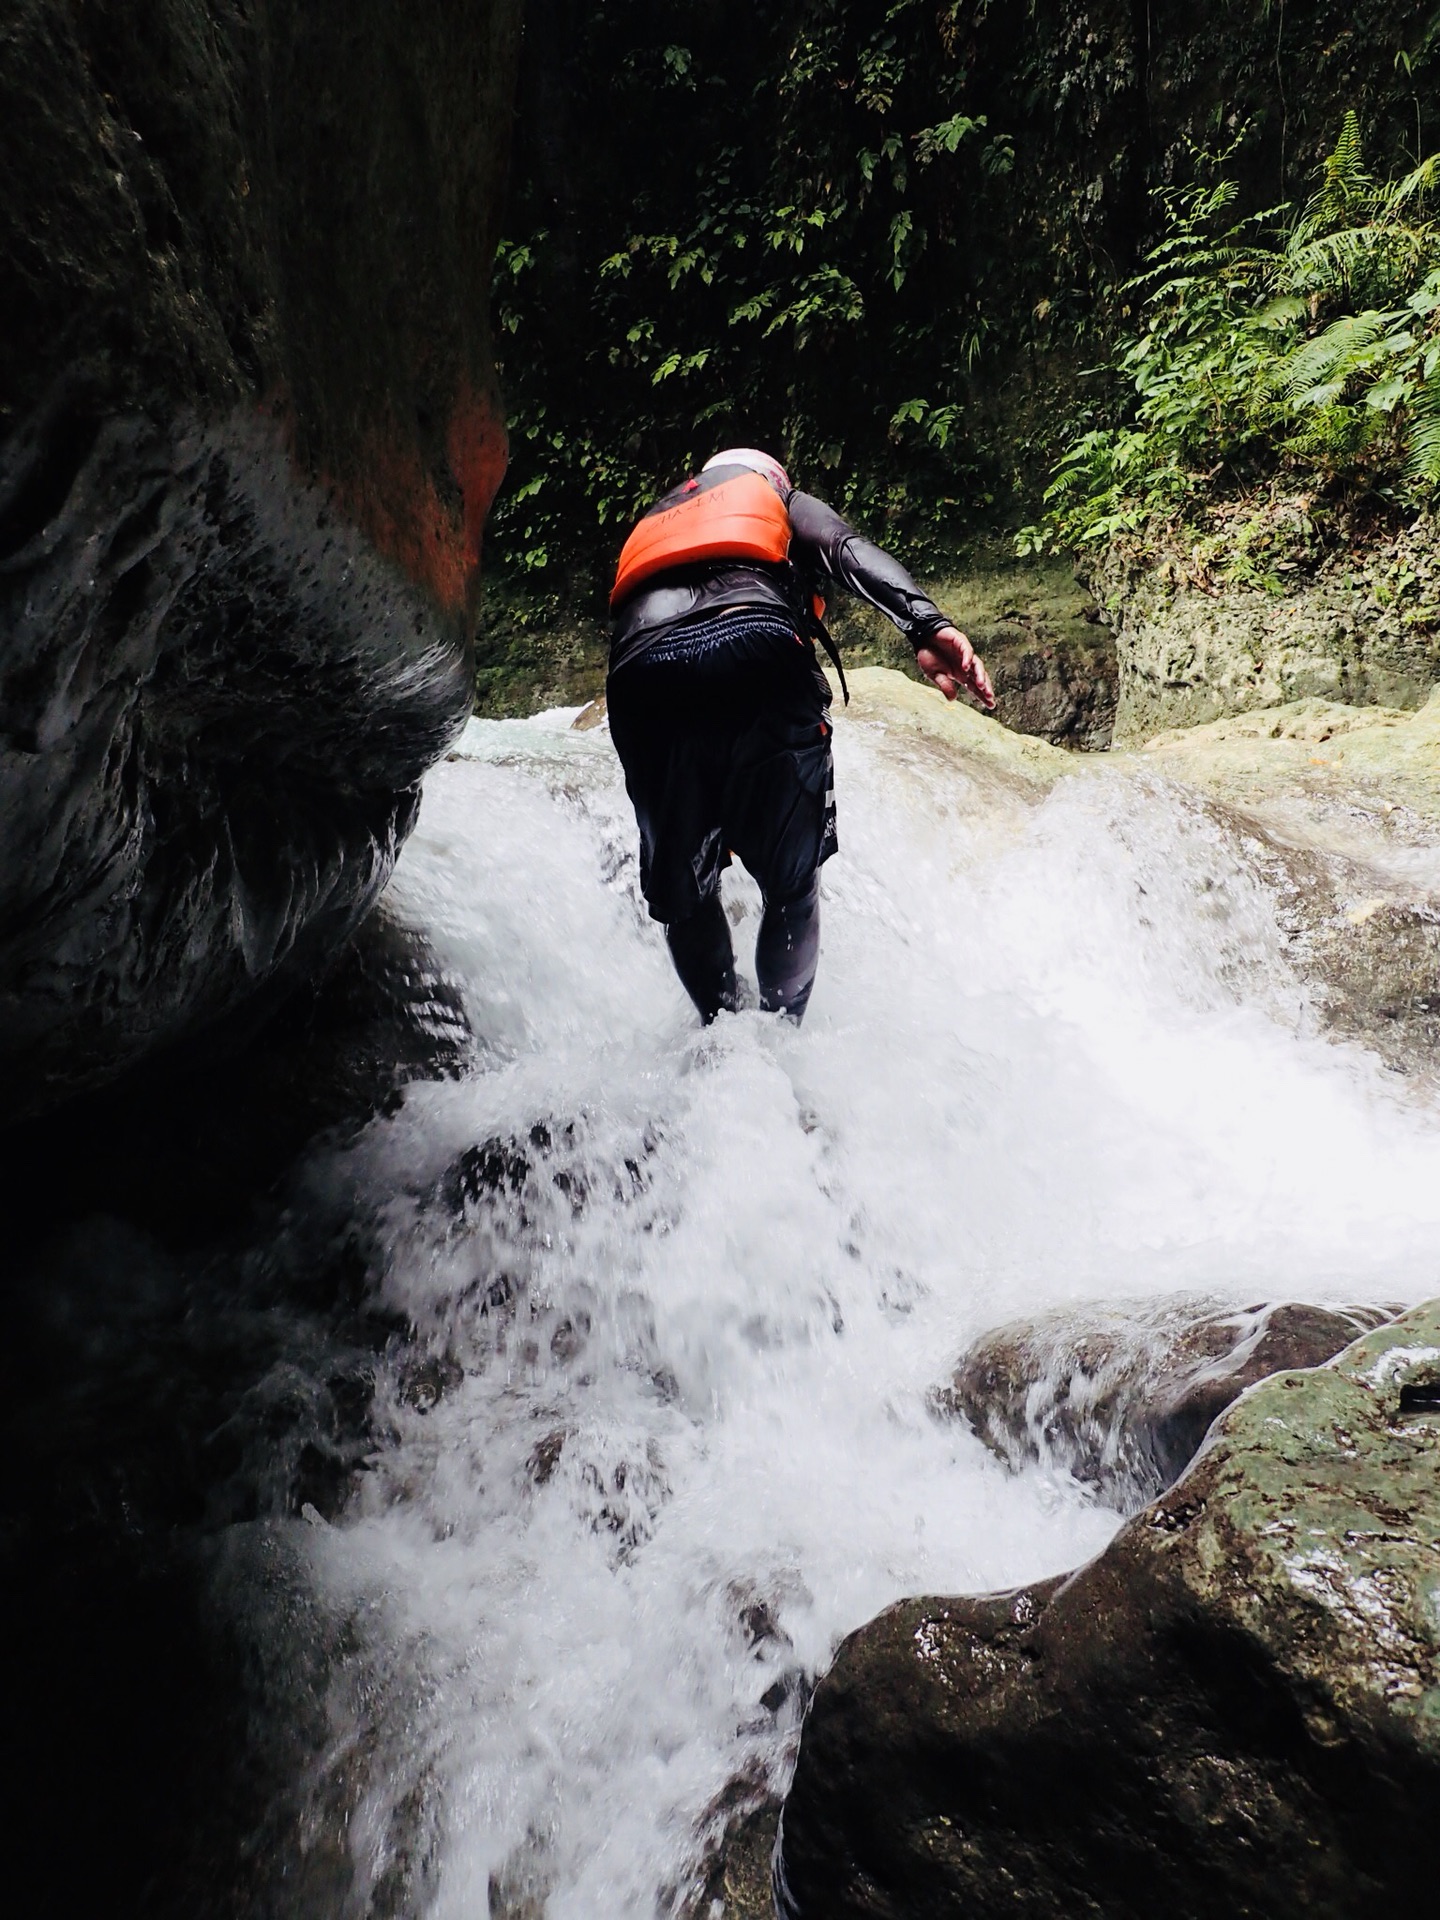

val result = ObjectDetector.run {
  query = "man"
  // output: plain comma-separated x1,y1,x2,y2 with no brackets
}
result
606,448,995,1024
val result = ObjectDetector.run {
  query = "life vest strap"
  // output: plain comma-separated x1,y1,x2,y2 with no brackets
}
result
805,605,849,705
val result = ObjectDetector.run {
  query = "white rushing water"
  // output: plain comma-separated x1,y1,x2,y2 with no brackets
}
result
264,702,1440,1916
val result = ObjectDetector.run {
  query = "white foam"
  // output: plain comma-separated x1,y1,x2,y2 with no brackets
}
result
277,706,1440,1914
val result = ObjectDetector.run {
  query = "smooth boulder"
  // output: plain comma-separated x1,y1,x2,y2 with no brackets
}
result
939,1295,1395,1512
778,1301,1440,1918
1134,695,1440,1074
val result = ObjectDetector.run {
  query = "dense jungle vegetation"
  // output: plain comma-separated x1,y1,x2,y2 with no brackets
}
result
486,0,1439,634
1025,115,1440,557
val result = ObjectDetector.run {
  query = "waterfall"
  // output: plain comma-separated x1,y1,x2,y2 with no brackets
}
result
219,702,1440,1916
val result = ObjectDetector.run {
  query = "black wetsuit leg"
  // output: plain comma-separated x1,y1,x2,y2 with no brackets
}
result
608,607,836,1022
756,875,821,1022
665,894,739,1024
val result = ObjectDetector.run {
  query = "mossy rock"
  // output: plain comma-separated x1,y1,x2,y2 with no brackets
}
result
779,1301,1440,1918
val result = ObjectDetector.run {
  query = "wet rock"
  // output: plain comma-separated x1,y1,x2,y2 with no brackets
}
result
438,1116,655,1239
489,1831,554,1920
441,1118,593,1214
1133,695,1440,1074
1091,508,1440,745
1307,896,1440,1055
778,1302,1440,1919
574,1439,671,1553
681,1791,783,1920
940,1296,1395,1513
527,1427,569,1485
842,667,1074,807
445,1133,540,1211
981,625,1116,750
1,0,521,1114
0,915,474,1913
829,557,1116,749
0,905,470,1250
398,1353,465,1415
572,691,608,730
0,1212,413,1917
1136,689,1440,816
525,1422,671,1551
849,670,1440,1077
0,406,475,1117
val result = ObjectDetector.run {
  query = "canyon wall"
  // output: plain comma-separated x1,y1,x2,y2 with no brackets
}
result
0,0,522,1114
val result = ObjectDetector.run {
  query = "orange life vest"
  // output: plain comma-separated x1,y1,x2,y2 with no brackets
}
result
610,470,792,609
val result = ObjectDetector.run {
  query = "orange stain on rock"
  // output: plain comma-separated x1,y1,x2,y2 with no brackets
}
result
447,377,509,579
307,379,509,618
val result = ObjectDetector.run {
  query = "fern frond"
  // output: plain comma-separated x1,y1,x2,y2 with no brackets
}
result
1289,379,1349,411
1252,294,1307,328
1317,110,1371,218
1292,125,1362,245
1280,227,1371,293
1274,308,1397,404
1381,152,1440,217
1404,368,1440,486
1279,223,1439,301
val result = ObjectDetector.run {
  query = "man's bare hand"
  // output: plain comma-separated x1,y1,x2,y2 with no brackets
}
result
915,625,996,710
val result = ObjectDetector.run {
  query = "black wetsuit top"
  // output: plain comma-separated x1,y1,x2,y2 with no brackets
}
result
609,483,949,672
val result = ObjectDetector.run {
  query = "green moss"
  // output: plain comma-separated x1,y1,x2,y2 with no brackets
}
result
474,574,608,715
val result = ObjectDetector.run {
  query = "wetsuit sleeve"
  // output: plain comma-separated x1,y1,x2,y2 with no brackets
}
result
787,491,949,649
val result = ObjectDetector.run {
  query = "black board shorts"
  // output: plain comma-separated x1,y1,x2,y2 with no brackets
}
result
607,608,838,923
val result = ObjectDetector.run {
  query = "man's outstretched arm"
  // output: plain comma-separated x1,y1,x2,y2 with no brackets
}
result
788,492,996,710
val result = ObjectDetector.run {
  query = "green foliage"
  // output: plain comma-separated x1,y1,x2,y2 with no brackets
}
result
1022,119,1440,555
490,2,1434,613
486,0,1152,612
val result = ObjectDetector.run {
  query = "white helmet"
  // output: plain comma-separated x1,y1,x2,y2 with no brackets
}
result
702,447,792,496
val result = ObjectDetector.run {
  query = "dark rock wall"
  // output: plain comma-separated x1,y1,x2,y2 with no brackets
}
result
1,0,517,604
0,905,473,1917
0,0,521,1113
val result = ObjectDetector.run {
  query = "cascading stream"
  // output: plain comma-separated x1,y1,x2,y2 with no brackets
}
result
232,703,1440,1917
